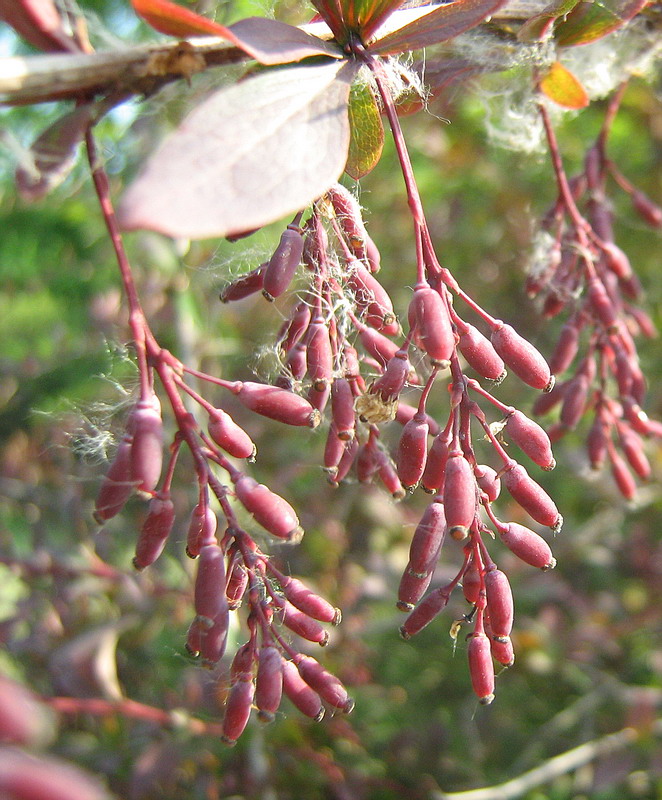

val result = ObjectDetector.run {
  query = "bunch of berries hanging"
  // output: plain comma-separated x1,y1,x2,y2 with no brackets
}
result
530,95,662,501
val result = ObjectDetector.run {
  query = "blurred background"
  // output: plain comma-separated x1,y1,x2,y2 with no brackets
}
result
1,2,662,798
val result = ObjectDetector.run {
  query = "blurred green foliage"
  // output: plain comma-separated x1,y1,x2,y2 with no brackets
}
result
1,2,662,799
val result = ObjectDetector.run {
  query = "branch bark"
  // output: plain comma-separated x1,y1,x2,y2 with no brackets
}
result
432,724,653,800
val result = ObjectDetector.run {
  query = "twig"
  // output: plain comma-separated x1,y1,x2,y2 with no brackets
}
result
432,725,648,800
45,696,226,737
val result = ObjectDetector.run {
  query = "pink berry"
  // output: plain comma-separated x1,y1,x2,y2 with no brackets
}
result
400,585,451,639
443,452,476,540
491,322,553,392
457,321,506,382
295,654,354,713
263,226,304,300
468,631,495,705
219,263,265,303
232,382,321,428
185,501,217,559
499,522,556,570
305,316,333,391
484,568,513,639
396,411,429,490
255,645,284,723
408,497,446,577
221,676,255,746
502,462,562,531
409,284,454,366
331,378,356,440
208,407,256,460
505,410,555,470
133,494,175,570
130,397,163,493
233,475,303,542
94,432,134,523
281,659,324,721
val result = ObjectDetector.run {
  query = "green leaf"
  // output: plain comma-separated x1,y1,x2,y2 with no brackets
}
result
554,0,648,46
345,80,384,180
517,0,582,42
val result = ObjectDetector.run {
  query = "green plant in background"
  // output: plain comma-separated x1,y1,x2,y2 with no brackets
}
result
0,1,661,798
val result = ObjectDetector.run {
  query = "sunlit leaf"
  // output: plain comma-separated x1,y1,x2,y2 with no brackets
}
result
345,80,384,179
539,60,589,108
553,0,649,46
119,62,357,240
130,0,233,37
517,0,582,42
16,103,96,201
228,17,343,64
369,0,509,56
340,0,408,42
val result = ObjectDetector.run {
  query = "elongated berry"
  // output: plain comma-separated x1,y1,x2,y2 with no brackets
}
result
255,645,284,723
588,278,618,331
233,475,303,542
133,494,175,570
457,322,506,382
279,301,311,352
491,322,553,391
443,452,476,540
462,558,482,604
468,631,495,704
499,522,556,569
410,284,454,366
185,501,217,559
489,633,515,667
400,586,451,639
397,566,434,611
610,449,637,500
282,343,305,383
199,610,230,666
484,569,513,639
631,189,662,227
332,437,358,485
94,432,134,523
549,321,580,375
421,429,451,493
396,412,429,490
474,464,500,503
505,410,555,470
559,374,590,430
219,263,265,303
194,543,227,623
281,659,324,720
130,397,163,492
502,463,562,531
346,260,395,330
233,382,320,428
323,422,345,477
263,226,304,300
331,378,356,440
356,440,382,483
408,498,446,577
357,323,400,367
222,676,255,746
619,426,650,480
279,576,341,625
372,350,410,402
279,599,329,645
305,317,333,391
208,407,256,460
587,414,610,469
226,559,248,610
377,451,406,499
307,382,330,413
295,655,354,713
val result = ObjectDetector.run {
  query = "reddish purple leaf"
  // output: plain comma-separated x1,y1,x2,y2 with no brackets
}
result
369,0,509,55
16,103,95,201
119,61,357,240
0,0,80,53
228,17,343,65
